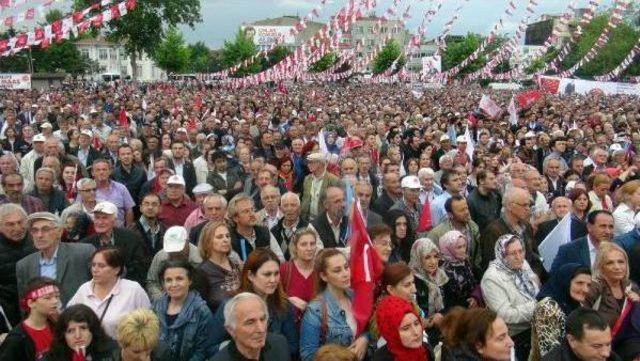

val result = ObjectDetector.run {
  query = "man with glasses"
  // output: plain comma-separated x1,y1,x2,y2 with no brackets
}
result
61,178,98,222
480,186,546,279
16,212,95,306
0,173,45,214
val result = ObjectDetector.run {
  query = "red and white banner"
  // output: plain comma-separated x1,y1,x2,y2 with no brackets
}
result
0,73,30,89
516,90,542,108
479,94,501,119
537,75,640,96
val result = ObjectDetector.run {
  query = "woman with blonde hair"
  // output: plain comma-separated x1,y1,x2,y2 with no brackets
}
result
584,242,640,329
195,221,242,314
115,309,171,360
280,228,317,321
612,180,640,236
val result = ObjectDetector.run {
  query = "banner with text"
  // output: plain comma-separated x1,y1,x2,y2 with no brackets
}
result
0,73,30,89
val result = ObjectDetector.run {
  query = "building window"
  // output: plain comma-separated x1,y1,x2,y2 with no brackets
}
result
80,49,89,58
99,49,108,60
119,49,125,58
99,66,107,73
110,49,116,60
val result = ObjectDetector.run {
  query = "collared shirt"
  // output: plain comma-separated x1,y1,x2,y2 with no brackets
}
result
327,213,343,246
262,209,283,230
95,181,135,227
430,191,453,227
309,171,326,220
587,235,597,267
158,196,198,228
77,147,89,167
173,159,184,177
38,245,59,279
183,207,206,233
138,216,161,250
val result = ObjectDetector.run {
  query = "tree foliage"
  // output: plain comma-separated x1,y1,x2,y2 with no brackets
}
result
221,29,260,77
372,39,401,74
441,33,508,78
154,27,190,74
308,52,338,73
74,0,201,80
261,45,290,70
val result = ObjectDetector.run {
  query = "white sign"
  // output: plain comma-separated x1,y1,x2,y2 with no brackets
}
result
421,55,441,76
241,26,296,48
557,77,640,96
0,73,31,90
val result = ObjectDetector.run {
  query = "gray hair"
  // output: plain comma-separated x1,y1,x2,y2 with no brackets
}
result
439,155,453,167
223,292,269,330
418,167,434,178
76,177,96,190
542,156,562,171
227,193,254,219
35,167,56,180
280,191,300,206
502,186,528,207
204,193,227,208
0,203,27,220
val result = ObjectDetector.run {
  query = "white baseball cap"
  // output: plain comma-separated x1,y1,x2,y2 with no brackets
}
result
163,226,188,253
80,129,93,138
401,175,422,189
439,135,450,142
33,134,46,142
456,135,467,143
193,183,214,194
92,201,118,215
41,122,52,129
167,175,186,186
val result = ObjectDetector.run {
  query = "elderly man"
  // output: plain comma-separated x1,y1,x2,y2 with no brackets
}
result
430,170,464,227
81,201,149,285
467,170,502,232
544,156,566,199
61,178,98,222
434,154,454,186
71,129,101,169
228,194,284,262
28,167,69,215
372,171,401,215
146,226,202,301
16,212,95,306
111,144,148,203
158,174,197,228
354,180,383,228
309,186,349,249
189,193,228,245
33,137,86,180
183,183,215,232
480,186,546,278
92,158,135,227
270,192,308,260
0,173,45,214
128,193,166,258
300,152,341,222
211,292,290,361
207,150,243,196
19,133,45,184
356,155,379,203
535,196,573,245
390,175,422,229
0,204,34,329
255,185,282,230
418,168,442,205
427,195,481,269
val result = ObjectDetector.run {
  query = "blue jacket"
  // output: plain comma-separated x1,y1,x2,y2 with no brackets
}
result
550,237,591,273
210,297,299,357
152,291,216,361
614,229,640,254
300,289,367,361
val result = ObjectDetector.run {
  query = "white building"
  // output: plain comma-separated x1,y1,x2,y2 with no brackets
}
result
74,36,166,82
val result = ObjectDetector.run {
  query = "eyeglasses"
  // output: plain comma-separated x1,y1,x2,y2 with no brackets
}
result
30,226,56,235
513,201,533,208
80,188,96,193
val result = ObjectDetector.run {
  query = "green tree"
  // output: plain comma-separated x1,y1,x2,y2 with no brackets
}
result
74,0,201,81
308,52,337,73
154,27,190,73
525,47,558,74
187,41,211,73
442,33,484,76
261,45,290,70
221,29,260,77
372,39,402,74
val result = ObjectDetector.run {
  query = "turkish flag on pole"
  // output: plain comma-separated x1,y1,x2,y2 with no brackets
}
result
349,201,384,336
119,108,127,126
516,90,542,109
417,197,432,233
479,94,501,119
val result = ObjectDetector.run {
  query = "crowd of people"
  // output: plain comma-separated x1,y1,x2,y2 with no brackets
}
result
0,80,638,360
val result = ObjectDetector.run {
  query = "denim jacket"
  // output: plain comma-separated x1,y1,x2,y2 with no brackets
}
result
152,291,216,361
210,298,299,357
300,289,368,361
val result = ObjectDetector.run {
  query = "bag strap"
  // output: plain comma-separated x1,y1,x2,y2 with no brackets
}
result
99,295,114,323
319,296,328,345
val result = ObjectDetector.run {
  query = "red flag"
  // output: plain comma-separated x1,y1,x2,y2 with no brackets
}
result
91,14,103,28
110,5,121,20
516,90,542,109
51,20,62,35
417,197,432,232
119,108,127,126
73,11,83,23
349,201,384,336
25,8,35,20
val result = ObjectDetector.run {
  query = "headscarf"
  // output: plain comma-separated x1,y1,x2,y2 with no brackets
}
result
492,234,539,298
536,262,589,315
375,295,427,361
438,230,466,264
409,238,449,315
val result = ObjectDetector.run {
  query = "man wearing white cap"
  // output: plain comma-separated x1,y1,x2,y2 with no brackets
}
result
158,174,197,229
146,226,202,301
390,175,423,228
70,129,101,169
301,152,341,222
183,183,215,232
81,201,149,285
454,135,471,168
432,134,452,172
16,212,95,305
18,134,46,184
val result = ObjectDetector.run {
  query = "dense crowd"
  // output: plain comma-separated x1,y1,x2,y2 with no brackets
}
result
0,81,638,361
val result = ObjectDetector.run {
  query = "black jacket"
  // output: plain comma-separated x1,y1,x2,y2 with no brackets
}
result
81,228,151,286
27,189,69,215
230,225,272,262
311,214,349,248
210,333,290,361
467,188,501,232
168,159,197,197
0,323,36,361
372,191,397,217
111,165,147,204
270,218,308,261
373,342,435,361
127,219,166,258
542,340,621,361
0,235,34,327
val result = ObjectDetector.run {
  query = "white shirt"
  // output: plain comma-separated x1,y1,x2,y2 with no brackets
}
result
612,202,636,237
67,278,151,338
587,235,597,268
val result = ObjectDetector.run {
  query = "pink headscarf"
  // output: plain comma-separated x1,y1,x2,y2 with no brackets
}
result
438,230,466,263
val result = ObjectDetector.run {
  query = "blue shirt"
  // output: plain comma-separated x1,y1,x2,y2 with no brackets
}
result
430,191,453,226
38,245,59,279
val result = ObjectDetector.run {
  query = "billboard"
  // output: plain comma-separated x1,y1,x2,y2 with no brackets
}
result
0,73,31,90
421,55,441,76
241,25,296,47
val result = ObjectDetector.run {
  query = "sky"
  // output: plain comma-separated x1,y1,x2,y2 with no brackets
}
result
178,0,618,49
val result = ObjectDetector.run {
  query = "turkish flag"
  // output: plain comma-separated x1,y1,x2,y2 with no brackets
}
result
110,5,121,20
91,14,103,28
25,8,35,20
537,76,560,94
51,20,62,35
119,108,127,126
417,197,432,233
15,34,27,48
349,201,384,336
516,90,542,109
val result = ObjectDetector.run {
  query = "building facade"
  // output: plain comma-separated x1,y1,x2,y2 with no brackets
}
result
74,37,166,82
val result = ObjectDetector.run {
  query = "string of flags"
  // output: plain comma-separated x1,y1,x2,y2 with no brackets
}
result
594,37,640,81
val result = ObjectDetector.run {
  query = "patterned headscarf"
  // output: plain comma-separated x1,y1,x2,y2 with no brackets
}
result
492,234,539,298
438,230,466,263
409,238,449,315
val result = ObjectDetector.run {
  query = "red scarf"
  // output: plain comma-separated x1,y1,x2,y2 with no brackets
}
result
375,296,427,361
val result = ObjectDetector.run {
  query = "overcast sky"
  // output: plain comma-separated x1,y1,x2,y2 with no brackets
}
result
177,0,617,48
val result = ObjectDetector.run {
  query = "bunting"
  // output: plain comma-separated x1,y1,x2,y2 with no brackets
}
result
594,37,640,81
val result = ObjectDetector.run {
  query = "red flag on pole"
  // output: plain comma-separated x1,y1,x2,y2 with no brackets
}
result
417,197,432,233
349,201,384,336
119,108,127,126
